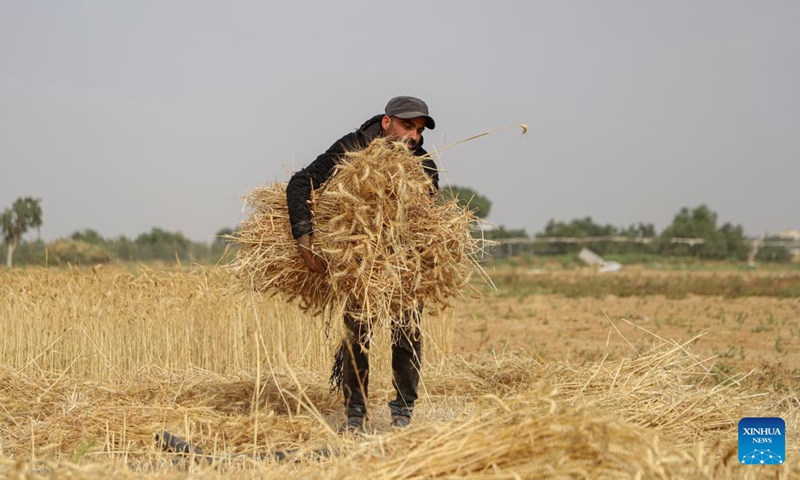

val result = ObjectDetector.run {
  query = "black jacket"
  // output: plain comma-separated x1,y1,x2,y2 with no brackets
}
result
286,114,439,239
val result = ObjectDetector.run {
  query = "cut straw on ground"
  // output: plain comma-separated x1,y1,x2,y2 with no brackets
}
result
1,336,797,478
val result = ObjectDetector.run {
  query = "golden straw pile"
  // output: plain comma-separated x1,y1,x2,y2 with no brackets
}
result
2,338,797,478
233,139,485,324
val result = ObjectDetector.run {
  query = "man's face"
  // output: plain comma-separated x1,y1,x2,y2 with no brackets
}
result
381,116,426,149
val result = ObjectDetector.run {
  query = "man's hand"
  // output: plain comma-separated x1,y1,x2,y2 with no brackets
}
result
297,234,326,274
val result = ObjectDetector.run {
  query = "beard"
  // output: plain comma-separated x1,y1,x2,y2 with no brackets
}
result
383,118,420,150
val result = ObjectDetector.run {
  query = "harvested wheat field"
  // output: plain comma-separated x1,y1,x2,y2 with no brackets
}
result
1,265,799,479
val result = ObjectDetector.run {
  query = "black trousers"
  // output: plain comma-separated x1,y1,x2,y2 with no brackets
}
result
342,310,421,419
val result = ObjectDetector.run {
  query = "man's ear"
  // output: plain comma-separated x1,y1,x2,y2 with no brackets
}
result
381,115,392,132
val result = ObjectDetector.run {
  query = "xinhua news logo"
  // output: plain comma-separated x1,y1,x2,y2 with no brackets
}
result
739,417,785,465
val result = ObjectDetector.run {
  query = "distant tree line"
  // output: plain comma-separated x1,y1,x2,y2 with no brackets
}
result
3,191,795,267
529,205,750,259
469,206,791,264
755,236,795,264
4,227,236,267
439,188,793,263
501,205,789,263
1,192,240,267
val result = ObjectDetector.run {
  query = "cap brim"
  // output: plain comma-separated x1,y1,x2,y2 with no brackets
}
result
394,112,436,130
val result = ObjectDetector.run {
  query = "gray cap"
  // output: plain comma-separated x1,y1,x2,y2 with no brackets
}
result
385,96,435,130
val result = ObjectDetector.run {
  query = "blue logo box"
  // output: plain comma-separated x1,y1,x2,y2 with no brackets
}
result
739,417,785,465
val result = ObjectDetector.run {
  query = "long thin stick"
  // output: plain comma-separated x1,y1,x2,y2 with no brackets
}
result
429,124,528,156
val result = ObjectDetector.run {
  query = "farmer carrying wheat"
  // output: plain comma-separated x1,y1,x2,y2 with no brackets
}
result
286,96,438,433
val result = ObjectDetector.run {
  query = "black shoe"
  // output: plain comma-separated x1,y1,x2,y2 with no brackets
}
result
390,415,411,429
339,416,366,434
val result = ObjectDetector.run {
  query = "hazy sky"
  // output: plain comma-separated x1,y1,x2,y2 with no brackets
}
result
2,1,798,243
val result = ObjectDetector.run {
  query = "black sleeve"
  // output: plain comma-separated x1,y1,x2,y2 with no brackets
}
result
416,146,439,193
422,157,439,192
286,131,364,239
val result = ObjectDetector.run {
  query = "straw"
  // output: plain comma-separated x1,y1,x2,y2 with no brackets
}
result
233,138,488,328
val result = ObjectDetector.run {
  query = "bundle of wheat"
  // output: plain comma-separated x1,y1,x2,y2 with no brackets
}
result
233,139,487,326
233,181,334,313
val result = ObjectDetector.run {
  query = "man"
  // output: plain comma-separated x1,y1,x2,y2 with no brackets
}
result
286,96,439,432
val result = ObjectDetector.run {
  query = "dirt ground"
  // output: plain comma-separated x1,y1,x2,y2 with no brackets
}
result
449,289,800,387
